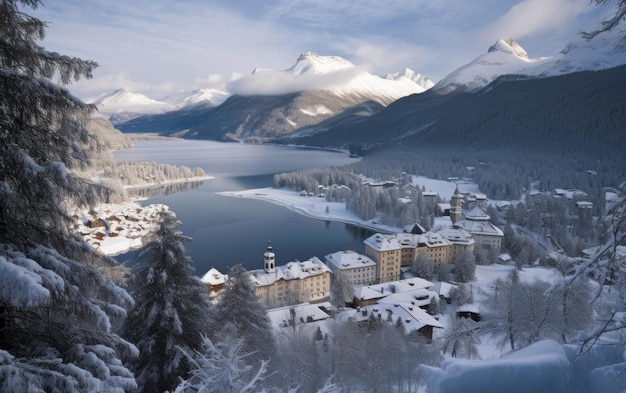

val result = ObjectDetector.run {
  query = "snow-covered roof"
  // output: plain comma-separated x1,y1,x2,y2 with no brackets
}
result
454,209,504,237
200,267,227,286
325,250,375,271
354,277,434,301
438,282,458,298
364,232,451,252
351,302,443,333
464,206,491,221
250,256,331,287
267,302,331,329
432,226,475,246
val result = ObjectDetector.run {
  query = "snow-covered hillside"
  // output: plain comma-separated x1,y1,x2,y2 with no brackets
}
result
435,29,626,93
433,38,550,93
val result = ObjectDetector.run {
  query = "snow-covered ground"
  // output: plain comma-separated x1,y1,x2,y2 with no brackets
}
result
217,175,483,234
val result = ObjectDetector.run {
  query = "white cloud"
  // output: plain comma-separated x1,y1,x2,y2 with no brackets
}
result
195,74,225,88
227,67,363,96
483,0,590,40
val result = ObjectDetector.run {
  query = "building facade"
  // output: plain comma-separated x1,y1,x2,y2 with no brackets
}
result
364,232,454,283
452,206,503,252
250,242,332,308
325,250,377,286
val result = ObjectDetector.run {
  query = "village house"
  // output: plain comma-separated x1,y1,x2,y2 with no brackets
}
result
200,267,227,303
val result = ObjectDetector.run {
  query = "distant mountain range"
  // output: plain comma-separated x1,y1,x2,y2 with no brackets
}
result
97,52,432,132
105,28,626,153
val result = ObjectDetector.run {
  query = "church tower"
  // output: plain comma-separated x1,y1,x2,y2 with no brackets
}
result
263,241,276,273
450,185,463,224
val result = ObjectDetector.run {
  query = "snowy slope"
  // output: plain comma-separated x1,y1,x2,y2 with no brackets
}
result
435,30,626,93
386,67,435,90
434,38,550,93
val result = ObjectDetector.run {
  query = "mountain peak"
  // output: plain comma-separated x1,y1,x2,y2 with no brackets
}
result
487,38,529,60
287,52,355,75
386,68,434,90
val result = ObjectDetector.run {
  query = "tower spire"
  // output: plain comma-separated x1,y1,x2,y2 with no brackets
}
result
264,241,276,273
450,185,463,224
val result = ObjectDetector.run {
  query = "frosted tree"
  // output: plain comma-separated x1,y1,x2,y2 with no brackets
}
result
274,325,324,392
453,249,476,283
551,187,625,354
443,317,480,359
123,212,214,393
175,336,268,393
0,1,137,391
216,264,275,362
411,252,435,280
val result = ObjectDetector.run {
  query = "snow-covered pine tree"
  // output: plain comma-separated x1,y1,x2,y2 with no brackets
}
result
216,264,275,363
123,212,214,393
0,1,137,391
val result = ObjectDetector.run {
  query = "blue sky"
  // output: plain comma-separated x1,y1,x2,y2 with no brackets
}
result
31,0,609,98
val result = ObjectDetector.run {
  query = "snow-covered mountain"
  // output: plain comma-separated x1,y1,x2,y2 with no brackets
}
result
229,51,430,103
160,88,230,108
87,88,176,118
435,29,626,93
433,38,550,93
386,68,435,90
118,52,434,139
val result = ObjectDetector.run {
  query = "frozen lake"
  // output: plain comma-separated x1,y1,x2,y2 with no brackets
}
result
113,140,373,275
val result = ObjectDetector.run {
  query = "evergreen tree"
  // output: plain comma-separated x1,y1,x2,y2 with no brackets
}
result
0,1,136,391
123,212,213,393
453,249,476,283
216,264,275,362
411,252,435,280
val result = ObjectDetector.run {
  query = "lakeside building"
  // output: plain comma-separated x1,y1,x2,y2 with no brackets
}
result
431,226,475,260
364,232,452,283
250,242,332,308
452,206,504,252
325,250,377,286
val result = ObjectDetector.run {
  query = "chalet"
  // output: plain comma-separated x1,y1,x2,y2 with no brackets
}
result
200,267,227,303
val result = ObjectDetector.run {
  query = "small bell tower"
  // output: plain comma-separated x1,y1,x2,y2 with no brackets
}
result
264,241,276,273
450,185,463,224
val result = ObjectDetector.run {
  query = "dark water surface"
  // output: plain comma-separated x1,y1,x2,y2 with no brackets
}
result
113,140,374,275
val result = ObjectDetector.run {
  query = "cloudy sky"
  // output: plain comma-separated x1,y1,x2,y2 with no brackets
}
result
31,0,609,99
